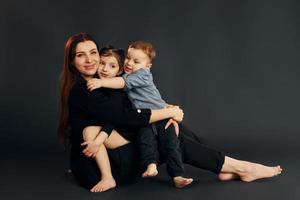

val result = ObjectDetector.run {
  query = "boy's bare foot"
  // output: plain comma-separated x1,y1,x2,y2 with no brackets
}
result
173,176,193,188
238,163,282,182
142,163,158,178
90,176,116,193
218,173,239,181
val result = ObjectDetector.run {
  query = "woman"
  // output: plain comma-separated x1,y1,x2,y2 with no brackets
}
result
58,32,282,192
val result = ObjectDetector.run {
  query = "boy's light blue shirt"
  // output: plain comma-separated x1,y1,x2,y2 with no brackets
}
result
123,68,166,109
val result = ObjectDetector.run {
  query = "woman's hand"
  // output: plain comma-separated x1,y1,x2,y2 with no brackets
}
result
87,78,102,91
166,103,175,108
171,106,184,122
81,140,101,157
164,118,180,136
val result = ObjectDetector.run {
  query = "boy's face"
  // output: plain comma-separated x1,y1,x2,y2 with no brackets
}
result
97,56,121,78
124,48,151,74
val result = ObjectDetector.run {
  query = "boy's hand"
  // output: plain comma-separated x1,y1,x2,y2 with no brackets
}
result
164,118,180,136
87,78,102,91
81,140,101,157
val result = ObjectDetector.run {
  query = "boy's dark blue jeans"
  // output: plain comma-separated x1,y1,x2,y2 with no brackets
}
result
137,120,184,178
137,120,225,178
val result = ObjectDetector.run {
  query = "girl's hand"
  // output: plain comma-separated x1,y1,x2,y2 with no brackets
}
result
164,118,180,136
87,78,102,91
81,140,101,157
81,131,108,157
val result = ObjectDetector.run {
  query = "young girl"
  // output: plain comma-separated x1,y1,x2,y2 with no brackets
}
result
87,42,194,188
80,46,126,192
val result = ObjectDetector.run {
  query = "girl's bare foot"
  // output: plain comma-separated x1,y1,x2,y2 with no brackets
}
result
90,176,116,193
173,176,193,188
238,163,282,182
218,173,239,181
142,163,158,178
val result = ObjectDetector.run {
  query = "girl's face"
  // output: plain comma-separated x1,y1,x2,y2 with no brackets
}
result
98,55,121,78
73,40,100,80
124,48,151,74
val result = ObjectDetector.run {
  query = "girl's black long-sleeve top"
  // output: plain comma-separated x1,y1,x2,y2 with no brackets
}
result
68,75,151,150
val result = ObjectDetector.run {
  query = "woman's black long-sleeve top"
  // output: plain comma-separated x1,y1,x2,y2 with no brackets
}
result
68,75,151,152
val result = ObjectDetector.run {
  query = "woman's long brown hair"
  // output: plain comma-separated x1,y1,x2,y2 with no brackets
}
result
58,32,98,144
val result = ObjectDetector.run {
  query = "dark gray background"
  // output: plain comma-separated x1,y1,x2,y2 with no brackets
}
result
1,0,299,199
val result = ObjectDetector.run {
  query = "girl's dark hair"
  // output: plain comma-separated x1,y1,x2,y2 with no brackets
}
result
100,45,125,74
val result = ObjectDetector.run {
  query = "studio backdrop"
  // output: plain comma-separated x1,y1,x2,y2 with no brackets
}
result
1,0,299,155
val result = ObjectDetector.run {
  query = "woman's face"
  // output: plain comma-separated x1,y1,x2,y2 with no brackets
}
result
73,40,100,80
98,55,121,78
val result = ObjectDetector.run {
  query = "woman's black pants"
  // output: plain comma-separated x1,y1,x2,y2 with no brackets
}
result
70,123,225,189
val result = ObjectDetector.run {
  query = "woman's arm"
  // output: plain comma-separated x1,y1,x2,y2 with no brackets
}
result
149,107,183,123
81,105,182,157
71,82,183,127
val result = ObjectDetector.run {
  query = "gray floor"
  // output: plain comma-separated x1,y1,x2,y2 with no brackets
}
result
2,136,299,200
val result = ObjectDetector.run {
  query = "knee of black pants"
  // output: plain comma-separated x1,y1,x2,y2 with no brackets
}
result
70,154,100,190
181,135,225,174
108,143,140,184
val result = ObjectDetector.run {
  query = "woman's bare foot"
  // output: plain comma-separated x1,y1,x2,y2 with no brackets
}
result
237,162,282,182
218,173,239,181
90,176,116,193
142,163,158,178
173,176,193,188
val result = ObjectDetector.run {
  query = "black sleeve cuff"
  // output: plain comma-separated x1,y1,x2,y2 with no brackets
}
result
101,124,114,136
135,108,151,125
